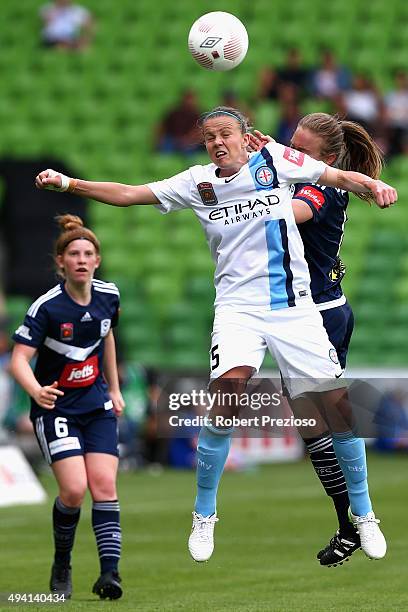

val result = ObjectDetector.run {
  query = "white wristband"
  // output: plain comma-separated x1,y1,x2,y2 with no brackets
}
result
45,169,70,192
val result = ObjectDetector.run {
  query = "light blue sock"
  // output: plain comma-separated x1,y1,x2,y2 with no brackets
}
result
195,425,232,517
331,431,372,516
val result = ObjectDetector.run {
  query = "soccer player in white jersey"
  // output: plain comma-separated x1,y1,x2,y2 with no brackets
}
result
35,106,396,564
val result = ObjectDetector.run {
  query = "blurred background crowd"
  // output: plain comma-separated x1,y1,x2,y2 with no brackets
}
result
156,48,408,160
1,0,408,473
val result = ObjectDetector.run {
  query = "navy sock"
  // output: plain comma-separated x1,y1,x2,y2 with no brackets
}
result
92,500,121,574
52,497,81,566
306,435,353,533
195,425,232,517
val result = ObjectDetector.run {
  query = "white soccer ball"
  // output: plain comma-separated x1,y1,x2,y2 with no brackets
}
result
188,12,249,72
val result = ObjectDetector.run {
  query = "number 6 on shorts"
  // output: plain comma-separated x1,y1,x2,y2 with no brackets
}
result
55,416,69,438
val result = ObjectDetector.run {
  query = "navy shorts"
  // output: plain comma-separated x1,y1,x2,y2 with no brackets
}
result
33,409,119,464
320,301,354,370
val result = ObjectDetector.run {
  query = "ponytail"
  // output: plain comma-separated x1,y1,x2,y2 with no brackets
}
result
298,113,384,203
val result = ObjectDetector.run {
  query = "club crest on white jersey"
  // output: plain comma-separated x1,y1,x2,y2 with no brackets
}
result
149,141,327,311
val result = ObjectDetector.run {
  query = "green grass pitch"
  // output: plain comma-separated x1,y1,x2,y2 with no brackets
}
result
0,452,406,611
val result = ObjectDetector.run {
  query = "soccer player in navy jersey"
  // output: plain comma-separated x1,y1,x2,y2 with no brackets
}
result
34,107,396,566
10,215,124,600
251,113,384,566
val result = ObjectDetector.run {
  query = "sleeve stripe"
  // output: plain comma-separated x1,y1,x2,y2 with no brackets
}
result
92,279,120,296
92,279,119,289
93,287,120,296
260,148,279,188
27,286,62,318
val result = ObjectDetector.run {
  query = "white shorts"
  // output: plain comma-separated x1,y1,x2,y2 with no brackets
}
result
209,305,345,398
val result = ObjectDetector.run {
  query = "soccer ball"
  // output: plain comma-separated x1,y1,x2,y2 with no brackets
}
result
188,12,249,72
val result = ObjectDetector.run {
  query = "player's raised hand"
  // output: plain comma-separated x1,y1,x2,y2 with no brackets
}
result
33,381,64,410
247,129,274,152
35,169,73,192
368,180,398,208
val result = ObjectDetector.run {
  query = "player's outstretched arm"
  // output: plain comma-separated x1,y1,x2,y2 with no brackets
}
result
318,167,397,208
35,169,160,207
10,343,64,409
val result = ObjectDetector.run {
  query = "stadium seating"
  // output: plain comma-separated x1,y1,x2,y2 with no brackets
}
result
3,0,408,368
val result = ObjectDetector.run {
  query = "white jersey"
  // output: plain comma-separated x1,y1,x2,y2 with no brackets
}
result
148,142,326,310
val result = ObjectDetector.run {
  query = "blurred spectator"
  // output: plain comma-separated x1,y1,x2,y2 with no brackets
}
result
117,362,149,469
0,246,6,319
374,390,408,452
3,379,34,436
256,66,281,101
168,405,201,469
40,0,94,51
0,319,38,460
276,102,302,147
2,342,40,465
337,74,384,135
312,48,351,100
156,90,202,155
0,192,5,318
385,70,408,157
255,49,308,105
0,319,12,441
276,84,302,145
221,90,253,125
143,368,170,465
277,48,309,98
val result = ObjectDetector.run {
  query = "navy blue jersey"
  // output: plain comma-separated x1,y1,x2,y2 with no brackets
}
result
13,279,120,419
293,183,349,305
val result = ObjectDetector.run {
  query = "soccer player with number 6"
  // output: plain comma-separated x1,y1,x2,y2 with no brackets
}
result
10,215,124,600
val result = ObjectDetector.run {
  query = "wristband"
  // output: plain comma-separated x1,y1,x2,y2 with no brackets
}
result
45,169,71,192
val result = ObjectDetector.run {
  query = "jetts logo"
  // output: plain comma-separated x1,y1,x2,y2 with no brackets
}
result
283,147,305,167
296,186,325,210
59,355,99,387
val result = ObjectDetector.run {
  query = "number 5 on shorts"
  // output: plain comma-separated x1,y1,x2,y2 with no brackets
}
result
210,344,219,371
55,416,69,438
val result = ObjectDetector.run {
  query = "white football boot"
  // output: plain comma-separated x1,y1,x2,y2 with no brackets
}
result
188,512,219,562
350,510,387,559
